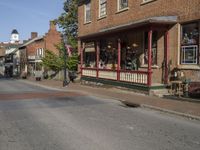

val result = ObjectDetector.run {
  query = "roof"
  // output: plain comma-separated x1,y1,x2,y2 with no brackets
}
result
19,36,44,49
11,29,19,34
79,16,178,39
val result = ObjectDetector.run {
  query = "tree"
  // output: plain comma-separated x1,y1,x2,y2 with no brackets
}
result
56,0,78,49
42,42,78,72
42,49,63,72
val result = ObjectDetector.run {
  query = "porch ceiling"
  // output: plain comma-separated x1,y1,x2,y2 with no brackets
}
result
79,16,178,40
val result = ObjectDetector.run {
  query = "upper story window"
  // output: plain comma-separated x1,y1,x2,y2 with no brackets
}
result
118,0,128,11
99,0,107,18
36,48,44,58
85,0,91,23
181,22,199,64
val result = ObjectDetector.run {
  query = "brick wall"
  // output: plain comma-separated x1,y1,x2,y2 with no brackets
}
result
78,0,200,37
26,39,44,57
26,21,61,57
44,21,61,55
78,0,200,83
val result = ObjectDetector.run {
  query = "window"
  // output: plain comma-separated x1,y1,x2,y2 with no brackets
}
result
85,1,91,23
83,42,96,68
36,48,44,58
99,0,107,17
99,39,118,70
118,0,128,11
181,45,198,64
144,31,157,65
181,22,199,64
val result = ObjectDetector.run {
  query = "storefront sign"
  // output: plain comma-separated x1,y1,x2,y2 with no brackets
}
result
85,42,95,52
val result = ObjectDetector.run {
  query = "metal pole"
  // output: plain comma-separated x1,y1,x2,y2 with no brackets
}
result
63,34,68,87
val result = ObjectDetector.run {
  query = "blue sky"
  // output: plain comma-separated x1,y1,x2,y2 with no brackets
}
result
0,0,64,42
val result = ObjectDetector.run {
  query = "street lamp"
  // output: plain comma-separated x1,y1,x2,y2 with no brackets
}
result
62,33,69,87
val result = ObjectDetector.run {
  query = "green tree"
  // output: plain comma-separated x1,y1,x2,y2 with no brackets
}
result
42,49,63,72
56,0,78,49
42,42,78,72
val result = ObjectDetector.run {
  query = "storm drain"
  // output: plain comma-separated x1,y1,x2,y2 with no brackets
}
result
120,100,141,108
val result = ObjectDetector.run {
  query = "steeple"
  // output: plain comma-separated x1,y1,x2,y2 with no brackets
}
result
10,29,19,43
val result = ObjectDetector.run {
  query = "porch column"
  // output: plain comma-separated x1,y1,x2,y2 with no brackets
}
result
117,39,121,81
164,30,169,84
96,41,100,78
147,29,152,86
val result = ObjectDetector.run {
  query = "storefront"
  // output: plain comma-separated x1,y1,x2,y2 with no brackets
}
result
79,17,178,90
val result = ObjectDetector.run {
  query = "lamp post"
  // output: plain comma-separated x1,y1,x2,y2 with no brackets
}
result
62,33,69,87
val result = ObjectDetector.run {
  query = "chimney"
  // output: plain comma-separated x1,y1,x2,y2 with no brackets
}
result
31,32,38,39
50,20,56,30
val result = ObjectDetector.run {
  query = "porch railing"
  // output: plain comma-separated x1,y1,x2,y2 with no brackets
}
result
120,70,148,84
81,68,148,85
99,69,117,80
82,68,97,77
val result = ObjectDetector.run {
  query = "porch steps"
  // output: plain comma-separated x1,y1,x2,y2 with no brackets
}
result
150,88,171,98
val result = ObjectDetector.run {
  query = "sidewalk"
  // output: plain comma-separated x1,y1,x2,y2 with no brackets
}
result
25,77,200,120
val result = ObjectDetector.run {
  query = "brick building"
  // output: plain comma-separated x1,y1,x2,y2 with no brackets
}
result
78,0,200,91
19,21,61,75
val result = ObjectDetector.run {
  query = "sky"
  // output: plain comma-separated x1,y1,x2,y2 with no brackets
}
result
0,0,64,42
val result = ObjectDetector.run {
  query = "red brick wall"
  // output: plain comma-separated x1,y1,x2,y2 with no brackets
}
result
44,21,61,55
78,0,200,83
26,22,61,57
78,0,200,37
26,39,44,57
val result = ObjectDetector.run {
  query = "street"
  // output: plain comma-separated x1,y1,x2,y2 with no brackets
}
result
0,78,200,150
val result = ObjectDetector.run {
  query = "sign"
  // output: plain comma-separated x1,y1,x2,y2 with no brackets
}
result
85,42,95,52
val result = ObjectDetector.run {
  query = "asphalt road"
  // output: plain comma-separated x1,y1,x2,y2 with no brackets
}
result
0,78,200,150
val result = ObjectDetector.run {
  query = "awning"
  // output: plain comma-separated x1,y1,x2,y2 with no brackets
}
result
79,16,178,39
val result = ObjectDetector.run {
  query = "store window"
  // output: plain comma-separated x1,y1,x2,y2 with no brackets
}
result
99,39,118,70
120,41,140,70
85,0,91,23
83,42,96,68
181,22,199,64
118,0,128,11
144,31,157,65
99,0,107,17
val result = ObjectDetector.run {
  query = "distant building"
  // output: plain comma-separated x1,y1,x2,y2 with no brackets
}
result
10,29,19,44
0,29,21,76
19,21,61,76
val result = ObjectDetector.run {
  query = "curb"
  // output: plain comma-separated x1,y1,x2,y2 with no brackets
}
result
120,100,200,121
141,104,200,121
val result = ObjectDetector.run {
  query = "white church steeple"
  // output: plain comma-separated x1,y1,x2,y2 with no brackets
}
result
10,29,19,43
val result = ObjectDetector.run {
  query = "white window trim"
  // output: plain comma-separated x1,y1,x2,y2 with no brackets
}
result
117,0,128,12
99,0,107,18
181,45,198,65
141,0,157,5
84,1,91,24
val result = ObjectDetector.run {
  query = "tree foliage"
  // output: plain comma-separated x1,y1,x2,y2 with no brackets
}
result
42,43,78,72
56,0,78,49
42,50,63,72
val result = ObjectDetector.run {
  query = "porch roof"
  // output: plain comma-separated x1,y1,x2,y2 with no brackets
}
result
79,16,178,40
